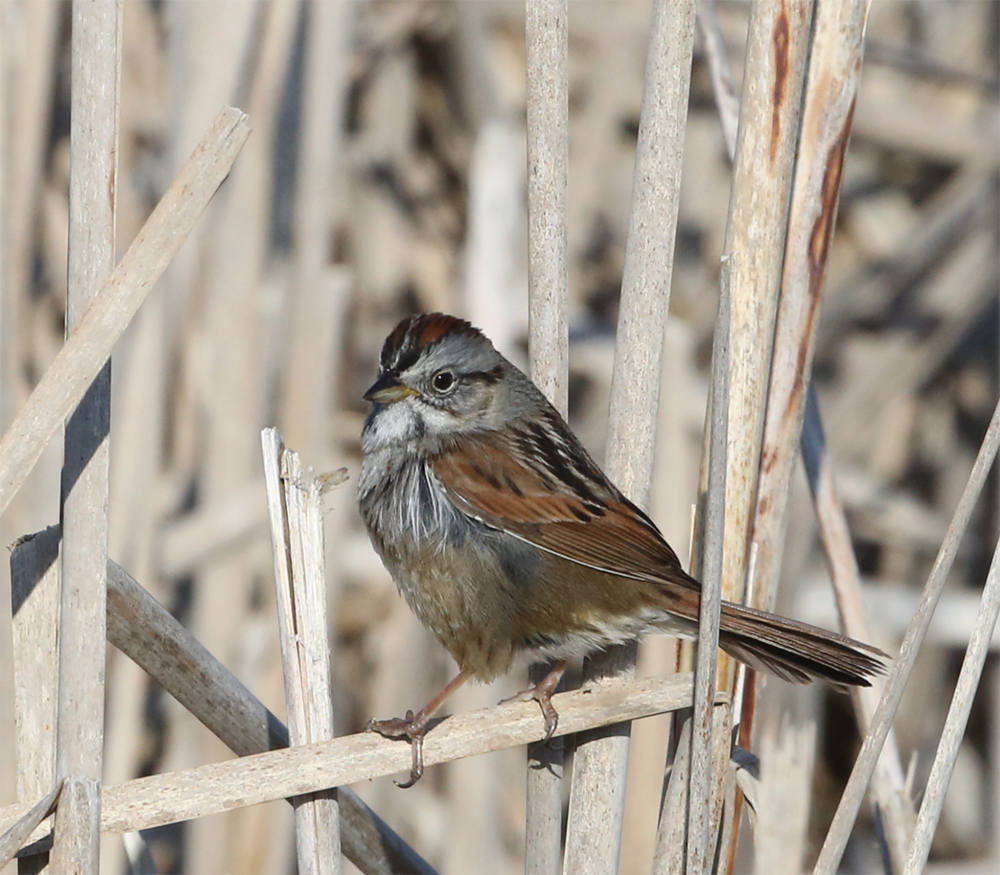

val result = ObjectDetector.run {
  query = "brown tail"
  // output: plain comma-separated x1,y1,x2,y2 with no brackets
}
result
717,601,887,688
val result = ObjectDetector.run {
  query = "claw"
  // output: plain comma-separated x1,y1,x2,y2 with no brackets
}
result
394,733,424,788
364,670,472,788
540,698,559,742
368,710,428,788
502,660,568,743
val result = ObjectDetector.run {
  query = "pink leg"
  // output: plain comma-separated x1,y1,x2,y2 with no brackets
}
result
502,660,568,742
368,670,471,787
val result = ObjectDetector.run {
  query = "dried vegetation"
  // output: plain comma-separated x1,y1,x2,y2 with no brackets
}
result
0,1,998,873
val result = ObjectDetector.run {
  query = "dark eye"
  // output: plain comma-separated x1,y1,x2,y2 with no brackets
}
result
432,370,455,393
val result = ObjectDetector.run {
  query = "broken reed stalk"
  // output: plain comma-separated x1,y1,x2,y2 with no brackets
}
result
110,555,426,875
903,531,1000,874
262,428,341,875
10,526,434,875
524,1,569,869
1,676,707,846
563,1,695,871
0,106,251,517
51,4,122,869
813,398,1000,875
0,781,62,869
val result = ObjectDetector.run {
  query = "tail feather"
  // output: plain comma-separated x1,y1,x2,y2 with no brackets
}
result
717,601,887,688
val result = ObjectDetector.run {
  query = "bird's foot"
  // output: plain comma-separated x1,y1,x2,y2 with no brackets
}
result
366,671,472,788
367,709,428,788
502,660,568,742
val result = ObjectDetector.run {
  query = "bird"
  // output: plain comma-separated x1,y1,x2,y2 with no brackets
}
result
358,312,887,786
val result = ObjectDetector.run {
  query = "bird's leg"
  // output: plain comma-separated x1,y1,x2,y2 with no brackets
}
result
502,660,568,742
367,669,471,788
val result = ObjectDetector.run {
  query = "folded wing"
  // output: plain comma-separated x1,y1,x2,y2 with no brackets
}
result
430,420,693,588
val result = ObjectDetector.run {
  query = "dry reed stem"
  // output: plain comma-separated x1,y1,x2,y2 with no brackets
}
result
903,534,1000,873
525,0,568,414
654,706,692,873
102,256,171,869
0,782,61,869
109,561,423,875
262,429,341,874
684,9,740,869
814,398,1000,874
13,526,434,875
801,389,914,867
524,1,568,870
602,0,695,537
0,106,250,517
10,530,60,801
750,0,867,627
735,0,876,867
668,12,738,863
9,527,61,874
714,0,814,699
1,677,708,844
50,4,122,868
751,699,818,874
565,2,695,870
679,2,817,870
701,2,914,867
685,254,731,875
621,320,697,873
652,702,730,873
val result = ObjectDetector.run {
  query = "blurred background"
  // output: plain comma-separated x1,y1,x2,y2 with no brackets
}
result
0,1,998,872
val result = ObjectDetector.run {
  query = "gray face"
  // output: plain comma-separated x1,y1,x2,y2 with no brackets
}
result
361,331,503,452
362,313,548,453
400,331,505,414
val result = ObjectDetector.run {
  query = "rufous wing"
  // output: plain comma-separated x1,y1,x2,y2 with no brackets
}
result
430,426,693,587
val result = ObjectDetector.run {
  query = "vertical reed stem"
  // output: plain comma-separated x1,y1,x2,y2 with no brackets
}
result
51,3,122,869
565,1,695,871
524,2,569,870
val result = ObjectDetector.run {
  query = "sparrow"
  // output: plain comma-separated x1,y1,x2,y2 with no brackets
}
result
358,312,886,786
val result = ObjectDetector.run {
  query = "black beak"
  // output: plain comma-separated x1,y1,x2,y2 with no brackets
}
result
363,371,418,404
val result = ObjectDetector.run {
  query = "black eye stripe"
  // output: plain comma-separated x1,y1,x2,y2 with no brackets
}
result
474,365,503,385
